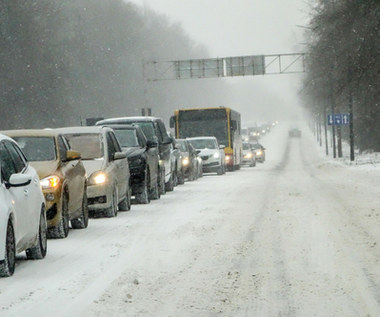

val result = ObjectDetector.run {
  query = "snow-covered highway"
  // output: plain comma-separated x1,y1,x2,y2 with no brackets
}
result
1,124,379,317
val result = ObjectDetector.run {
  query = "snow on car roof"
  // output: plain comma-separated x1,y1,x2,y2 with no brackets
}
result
97,116,159,124
186,136,217,140
1,129,61,137
55,126,113,134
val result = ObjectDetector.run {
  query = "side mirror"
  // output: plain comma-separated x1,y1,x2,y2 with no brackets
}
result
219,145,225,149
113,152,127,160
196,150,201,155
7,174,32,188
146,140,158,148
174,143,181,150
169,116,175,129
65,150,81,161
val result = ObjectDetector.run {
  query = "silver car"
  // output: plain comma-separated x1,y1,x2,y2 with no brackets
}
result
57,127,131,217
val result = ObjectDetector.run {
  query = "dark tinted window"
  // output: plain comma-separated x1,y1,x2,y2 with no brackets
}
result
4,141,26,173
106,133,117,160
0,142,17,182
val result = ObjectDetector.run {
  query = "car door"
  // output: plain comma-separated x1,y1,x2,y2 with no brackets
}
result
106,132,128,202
58,135,84,214
0,141,38,245
138,129,158,185
155,120,172,178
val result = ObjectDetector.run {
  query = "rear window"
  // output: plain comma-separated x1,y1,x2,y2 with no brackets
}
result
12,136,57,161
65,133,103,160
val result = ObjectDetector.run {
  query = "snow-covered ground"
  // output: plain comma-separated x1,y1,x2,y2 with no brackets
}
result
0,123,379,317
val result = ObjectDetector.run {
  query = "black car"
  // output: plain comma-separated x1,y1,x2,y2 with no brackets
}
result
101,124,160,204
96,117,174,195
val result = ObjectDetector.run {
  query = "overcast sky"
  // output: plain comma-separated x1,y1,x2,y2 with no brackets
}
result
127,0,311,125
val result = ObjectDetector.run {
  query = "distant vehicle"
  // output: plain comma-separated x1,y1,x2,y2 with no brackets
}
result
289,128,302,137
168,132,184,187
250,143,266,163
0,134,47,277
176,139,199,181
242,142,256,167
58,126,131,217
170,107,242,171
187,137,226,175
96,117,173,195
101,124,160,204
3,129,88,239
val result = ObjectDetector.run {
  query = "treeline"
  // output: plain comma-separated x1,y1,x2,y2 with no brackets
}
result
0,0,229,129
302,0,379,152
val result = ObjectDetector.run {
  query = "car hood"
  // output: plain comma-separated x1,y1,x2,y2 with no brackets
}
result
29,160,60,179
197,148,218,156
122,147,144,158
81,159,106,177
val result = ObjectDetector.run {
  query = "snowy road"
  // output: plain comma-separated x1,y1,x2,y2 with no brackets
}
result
1,124,379,317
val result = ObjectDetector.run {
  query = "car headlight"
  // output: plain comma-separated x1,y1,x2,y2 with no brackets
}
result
182,157,190,166
213,152,220,159
88,171,107,185
244,153,252,159
40,175,60,190
256,150,262,156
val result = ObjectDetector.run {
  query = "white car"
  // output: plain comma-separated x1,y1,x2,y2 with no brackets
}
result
0,134,47,277
57,127,131,217
187,137,226,175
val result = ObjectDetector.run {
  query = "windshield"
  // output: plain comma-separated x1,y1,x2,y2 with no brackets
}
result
188,139,217,150
176,140,187,152
178,109,228,146
64,133,103,160
113,129,139,148
12,136,56,161
119,121,155,141
242,143,251,150
250,143,262,150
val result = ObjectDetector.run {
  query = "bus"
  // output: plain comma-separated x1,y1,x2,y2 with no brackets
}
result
170,107,242,170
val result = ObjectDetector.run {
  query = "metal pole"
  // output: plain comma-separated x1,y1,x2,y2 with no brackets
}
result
324,107,329,156
349,90,355,161
331,95,336,158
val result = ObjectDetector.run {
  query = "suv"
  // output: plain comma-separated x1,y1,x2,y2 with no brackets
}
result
187,137,226,175
58,127,131,217
0,134,47,277
96,117,174,194
101,124,160,203
3,129,88,239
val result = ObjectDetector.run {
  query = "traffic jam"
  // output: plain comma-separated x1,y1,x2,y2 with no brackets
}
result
0,107,275,277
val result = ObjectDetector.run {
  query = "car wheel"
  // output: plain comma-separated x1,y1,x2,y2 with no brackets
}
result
165,173,174,192
159,168,166,195
119,183,132,210
26,207,47,260
104,187,118,218
0,220,16,277
136,171,150,204
71,190,89,229
173,169,178,187
217,166,224,175
48,193,69,239
149,173,160,200
177,170,185,185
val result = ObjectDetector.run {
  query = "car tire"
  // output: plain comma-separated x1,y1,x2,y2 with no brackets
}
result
165,173,174,192
26,207,47,260
177,170,185,185
104,187,118,218
136,171,150,204
217,166,224,175
71,190,89,229
0,220,16,277
159,168,166,195
48,193,69,239
119,184,132,210
249,160,256,167
149,174,160,200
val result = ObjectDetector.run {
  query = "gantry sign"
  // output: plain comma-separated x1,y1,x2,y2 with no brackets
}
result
144,53,305,81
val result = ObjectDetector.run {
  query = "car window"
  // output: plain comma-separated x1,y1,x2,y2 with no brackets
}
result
129,122,155,141
153,122,163,142
0,142,17,183
4,141,26,173
188,139,217,149
65,133,104,160
114,129,139,148
12,136,57,161
106,132,117,160
57,136,69,161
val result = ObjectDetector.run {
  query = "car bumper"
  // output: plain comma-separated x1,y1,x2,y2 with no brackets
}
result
87,183,112,211
43,187,63,228
202,161,221,173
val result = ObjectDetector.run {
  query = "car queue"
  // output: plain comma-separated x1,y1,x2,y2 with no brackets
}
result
0,115,269,277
